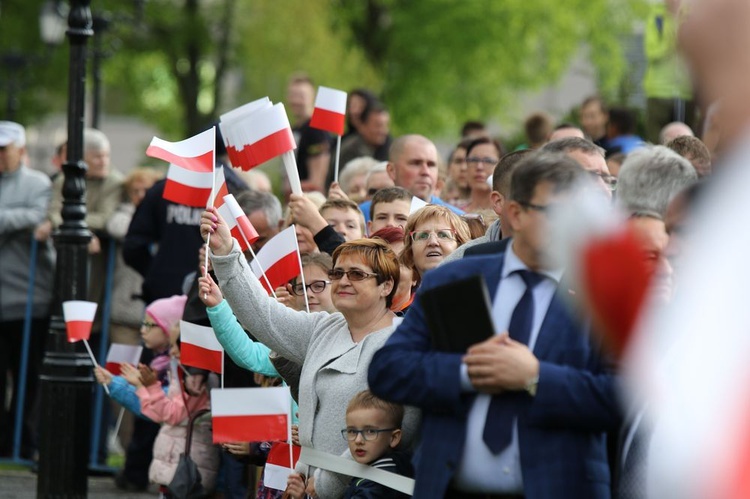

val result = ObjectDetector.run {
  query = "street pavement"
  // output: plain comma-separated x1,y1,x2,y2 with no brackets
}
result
0,469,158,498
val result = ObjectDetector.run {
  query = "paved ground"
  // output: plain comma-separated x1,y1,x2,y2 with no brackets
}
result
0,469,159,498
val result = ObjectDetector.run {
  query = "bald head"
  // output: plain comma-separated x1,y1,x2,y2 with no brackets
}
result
387,135,439,201
660,122,694,145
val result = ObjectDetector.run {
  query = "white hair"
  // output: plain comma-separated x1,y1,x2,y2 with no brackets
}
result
617,145,698,217
339,157,379,193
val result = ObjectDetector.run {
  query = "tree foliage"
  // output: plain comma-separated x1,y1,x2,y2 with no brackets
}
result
0,0,645,139
335,0,646,135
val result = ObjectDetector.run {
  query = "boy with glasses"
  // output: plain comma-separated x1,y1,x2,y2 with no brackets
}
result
285,390,412,499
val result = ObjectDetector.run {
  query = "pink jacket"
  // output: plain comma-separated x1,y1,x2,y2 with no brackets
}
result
137,377,219,490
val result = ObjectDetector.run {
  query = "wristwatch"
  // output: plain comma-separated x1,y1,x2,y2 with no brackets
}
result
525,376,539,397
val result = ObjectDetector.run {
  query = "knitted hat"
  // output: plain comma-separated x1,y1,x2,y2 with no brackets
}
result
145,295,187,337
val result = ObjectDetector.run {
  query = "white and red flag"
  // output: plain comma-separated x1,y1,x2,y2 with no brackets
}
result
217,193,259,252
146,128,215,207
310,86,347,136
219,102,295,171
211,386,291,443
220,97,272,169
179,321,224,374
62,300,98,343
263,442,302,491
105,344,143,375
249,225,301,294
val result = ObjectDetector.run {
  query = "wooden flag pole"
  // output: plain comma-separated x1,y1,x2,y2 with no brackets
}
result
292,227,310,314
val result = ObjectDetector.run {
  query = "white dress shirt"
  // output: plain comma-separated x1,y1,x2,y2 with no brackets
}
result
454,241,563,493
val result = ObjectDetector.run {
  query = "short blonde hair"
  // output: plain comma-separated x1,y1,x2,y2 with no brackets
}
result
400,205,471,281
346,390,404,429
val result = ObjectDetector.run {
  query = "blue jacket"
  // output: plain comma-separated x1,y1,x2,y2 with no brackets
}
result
368,251,620,499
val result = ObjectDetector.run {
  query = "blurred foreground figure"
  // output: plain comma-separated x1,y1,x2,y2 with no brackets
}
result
623,1,750,497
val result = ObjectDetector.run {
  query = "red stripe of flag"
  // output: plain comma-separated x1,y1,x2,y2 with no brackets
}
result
163,179,213,208
181,342,224,374
105,362,124,376
310,107,345,136
145,148,214,173
66,321,93,343
258,251,299,294
246,129,296,167
212,414,289,444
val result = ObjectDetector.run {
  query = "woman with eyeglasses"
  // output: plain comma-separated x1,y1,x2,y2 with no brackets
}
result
400,205,472,288
198,208,419,499
286,253,336,313
460,137,504,213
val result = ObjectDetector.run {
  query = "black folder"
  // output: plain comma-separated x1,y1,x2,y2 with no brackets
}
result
421,274,496,353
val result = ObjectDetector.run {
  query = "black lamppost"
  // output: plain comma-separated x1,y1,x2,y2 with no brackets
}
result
37,0,94,496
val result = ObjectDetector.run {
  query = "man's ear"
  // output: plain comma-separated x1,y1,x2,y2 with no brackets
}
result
386,162,396,181
366,220,373,236
389,428,402,449
490,191,505,217
506,200,523,232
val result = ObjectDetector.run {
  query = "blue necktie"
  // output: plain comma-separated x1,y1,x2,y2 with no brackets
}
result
482,269,543,454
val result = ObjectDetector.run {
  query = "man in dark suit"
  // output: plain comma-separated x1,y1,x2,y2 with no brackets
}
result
369,152,621,498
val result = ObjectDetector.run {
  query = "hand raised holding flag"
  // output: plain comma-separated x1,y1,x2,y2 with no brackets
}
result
198,268,224,308
200,207,234,256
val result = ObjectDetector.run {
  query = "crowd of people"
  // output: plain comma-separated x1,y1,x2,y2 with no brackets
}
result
1,0,742,497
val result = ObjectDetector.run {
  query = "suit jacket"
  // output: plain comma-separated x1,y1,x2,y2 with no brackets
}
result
368,250,620,499
463,237,510,257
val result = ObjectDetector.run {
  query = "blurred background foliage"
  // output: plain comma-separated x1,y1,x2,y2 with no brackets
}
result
0,0,647,139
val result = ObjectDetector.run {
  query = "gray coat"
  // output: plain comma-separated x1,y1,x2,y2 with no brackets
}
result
211,242,419,498
0,165,55,321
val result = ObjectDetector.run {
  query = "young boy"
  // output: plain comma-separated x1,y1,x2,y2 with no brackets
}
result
368,187,411,236
319,198,365,242
285,390,412,499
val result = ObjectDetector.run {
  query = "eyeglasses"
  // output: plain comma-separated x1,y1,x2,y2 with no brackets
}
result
465,157,499,168
141,321,158,329
290,279,331,296
328,269,379,281
519,201,551,213
587,170,618,191
410,229,457,242
341,428,397,441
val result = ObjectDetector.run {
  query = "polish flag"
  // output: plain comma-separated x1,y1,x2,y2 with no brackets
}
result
240,103,296,169
146,128,216,207
263,442,302,491
310,87,347,136
211,166,229,209
217,194,259,252
249,225,301,294
105,344,143,375
220,97,272,169
179,321,224,374
211,386,291,443
410,196,428,214
62,300,98,343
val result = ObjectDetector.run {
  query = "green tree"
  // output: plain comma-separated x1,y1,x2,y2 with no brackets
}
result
1,0,645,140
335,0,646,135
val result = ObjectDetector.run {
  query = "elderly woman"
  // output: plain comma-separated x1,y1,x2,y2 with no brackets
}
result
400,205,471,288
199,207,418,498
